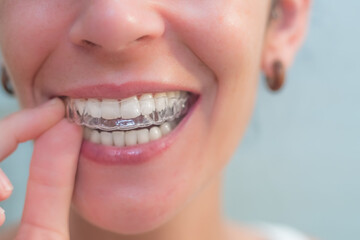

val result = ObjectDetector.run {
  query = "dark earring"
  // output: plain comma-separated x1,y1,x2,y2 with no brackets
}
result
266,60,286,92
269,0,280,20
1,66,14,95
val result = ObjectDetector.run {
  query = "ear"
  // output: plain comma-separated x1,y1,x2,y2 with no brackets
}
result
262,0,311,77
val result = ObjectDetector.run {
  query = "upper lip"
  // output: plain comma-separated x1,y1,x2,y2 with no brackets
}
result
51,82,199,100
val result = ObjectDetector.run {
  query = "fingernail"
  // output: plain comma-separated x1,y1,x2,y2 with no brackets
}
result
46,98,61,106
39,98,62,109
0,169,13,192
0,207,5,215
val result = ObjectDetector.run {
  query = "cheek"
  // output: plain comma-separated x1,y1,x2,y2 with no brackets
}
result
0,1,75,105
168,1,268,162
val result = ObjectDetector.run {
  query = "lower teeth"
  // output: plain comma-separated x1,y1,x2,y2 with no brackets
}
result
84,121,177,147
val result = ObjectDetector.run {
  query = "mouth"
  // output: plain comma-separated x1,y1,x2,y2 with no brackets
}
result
64,90,199,165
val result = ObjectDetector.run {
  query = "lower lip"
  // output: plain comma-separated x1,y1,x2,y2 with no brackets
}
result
80,98,199,165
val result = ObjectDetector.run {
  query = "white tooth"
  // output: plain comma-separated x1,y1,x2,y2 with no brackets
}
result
83,127,92,140
101,99,121,120
75,99,86,115
125,130,137,146
160,122,172,135
174,91,181,98
100,131,113,146
113,131,125,147
149,126,162,141
90,130,100,144
87,99,101,118
154,93,167,112
120,96,141,119
139,94,155,115
167,92,176,98
137,129,150,144
167,92,176,108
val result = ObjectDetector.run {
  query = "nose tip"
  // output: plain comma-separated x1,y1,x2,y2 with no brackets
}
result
69,0,165,52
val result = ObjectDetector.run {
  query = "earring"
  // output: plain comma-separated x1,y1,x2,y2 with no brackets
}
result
266,60,286,92
270,0,280,20
1,66,14,95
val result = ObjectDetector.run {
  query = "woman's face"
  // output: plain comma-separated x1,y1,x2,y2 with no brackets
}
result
1,0,270,234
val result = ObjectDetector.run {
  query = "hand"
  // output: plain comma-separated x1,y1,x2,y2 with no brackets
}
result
0,98,83,239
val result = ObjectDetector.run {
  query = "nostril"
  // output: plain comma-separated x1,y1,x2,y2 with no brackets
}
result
136,36,149,42
82,40,100,48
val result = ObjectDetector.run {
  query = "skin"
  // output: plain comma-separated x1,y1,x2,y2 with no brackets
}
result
0,0,311,239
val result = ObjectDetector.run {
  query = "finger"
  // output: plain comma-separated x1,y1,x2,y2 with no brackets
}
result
0,168,13,201
0,207,5,226
0,98,65,160
16,119,82,240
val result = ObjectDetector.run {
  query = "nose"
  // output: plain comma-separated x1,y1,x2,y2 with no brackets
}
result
69,0,165,52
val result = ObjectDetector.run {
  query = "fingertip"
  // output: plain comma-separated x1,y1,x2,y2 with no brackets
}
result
41,98,66,117
0,189,13,201
0,169,13,201
0,207,5,226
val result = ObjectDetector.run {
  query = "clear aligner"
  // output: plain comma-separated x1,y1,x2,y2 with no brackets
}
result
66,93,191,131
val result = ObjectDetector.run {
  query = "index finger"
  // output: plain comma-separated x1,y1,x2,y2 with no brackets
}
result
0,98,65,160
16,119,82,240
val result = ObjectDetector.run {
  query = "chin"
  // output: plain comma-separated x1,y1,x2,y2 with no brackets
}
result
71,178,184,234
69,97,212,234
71,153,204,235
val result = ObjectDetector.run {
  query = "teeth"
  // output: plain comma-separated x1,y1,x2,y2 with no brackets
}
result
100,131,113,146
90,130,101,144
137,129,150,144
66,91,191,132
84,120,176,147
167,92,177,108
101,99,121,120
149,126,162,141
160,122,172,135
121,96,141,119
139,94,155,115
87,99,102,118
70,91,185,120
113,131,125,147
74,99,86,115
83,127,92,140
154,93,167,112
125,130,137,146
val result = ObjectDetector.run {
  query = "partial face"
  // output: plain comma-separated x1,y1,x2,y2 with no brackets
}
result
0,0,270,234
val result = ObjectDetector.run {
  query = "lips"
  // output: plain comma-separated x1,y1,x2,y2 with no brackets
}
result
57,83,200,165
58,82,200,100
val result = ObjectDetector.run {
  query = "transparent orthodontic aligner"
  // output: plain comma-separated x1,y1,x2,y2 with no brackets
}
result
66,93,191,131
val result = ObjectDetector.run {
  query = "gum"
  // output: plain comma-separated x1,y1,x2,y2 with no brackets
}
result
65,94,190,131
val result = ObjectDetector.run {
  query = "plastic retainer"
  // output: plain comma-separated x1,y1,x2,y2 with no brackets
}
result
65,93,191,131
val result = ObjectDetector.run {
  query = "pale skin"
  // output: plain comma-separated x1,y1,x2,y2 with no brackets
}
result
0,0,311,239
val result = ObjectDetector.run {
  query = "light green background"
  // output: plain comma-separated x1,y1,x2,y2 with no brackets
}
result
1,1,359,239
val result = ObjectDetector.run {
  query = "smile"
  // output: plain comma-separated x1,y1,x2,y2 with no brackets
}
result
66,91,195,147
63,88,199,165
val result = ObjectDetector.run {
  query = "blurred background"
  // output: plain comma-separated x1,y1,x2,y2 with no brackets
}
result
0,0,359,239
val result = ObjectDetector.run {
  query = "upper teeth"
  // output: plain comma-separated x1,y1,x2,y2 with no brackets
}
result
66,91,190,131
72,91,182,119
